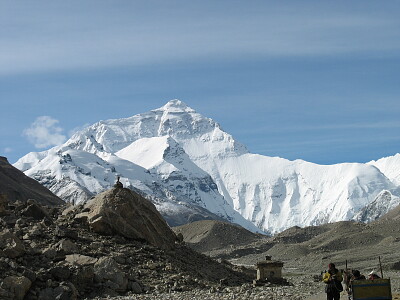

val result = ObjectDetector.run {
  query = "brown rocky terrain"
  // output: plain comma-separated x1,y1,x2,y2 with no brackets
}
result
0,186,255,300
173,213,400,299
173,220,262,253
175,214,400,271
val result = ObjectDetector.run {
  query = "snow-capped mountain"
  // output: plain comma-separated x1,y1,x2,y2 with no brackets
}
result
354,190,400,223
368,153,400,186
14,100,400,234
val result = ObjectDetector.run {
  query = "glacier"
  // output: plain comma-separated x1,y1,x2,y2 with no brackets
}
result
14,99,400,234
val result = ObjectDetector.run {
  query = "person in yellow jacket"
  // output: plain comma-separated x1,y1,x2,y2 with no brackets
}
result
323,263,344,300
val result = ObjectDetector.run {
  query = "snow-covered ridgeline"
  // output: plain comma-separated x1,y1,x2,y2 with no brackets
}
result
368,153,400,186
14,100,400,233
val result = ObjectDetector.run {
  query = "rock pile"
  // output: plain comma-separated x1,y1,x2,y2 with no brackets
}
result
0,187,253,299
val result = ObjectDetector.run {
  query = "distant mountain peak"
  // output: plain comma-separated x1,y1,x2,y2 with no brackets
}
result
155,99,195,113
13,101,400,234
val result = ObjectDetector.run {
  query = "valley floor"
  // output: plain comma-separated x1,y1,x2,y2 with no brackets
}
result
93,270,400,300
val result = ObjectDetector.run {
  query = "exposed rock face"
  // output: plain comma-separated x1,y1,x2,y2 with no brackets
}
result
0,156,63,206
354,190,400,222
377,202,400,221
79,187,177,249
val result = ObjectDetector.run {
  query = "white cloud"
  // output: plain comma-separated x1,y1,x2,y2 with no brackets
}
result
23,116,66,149
4,147,12,153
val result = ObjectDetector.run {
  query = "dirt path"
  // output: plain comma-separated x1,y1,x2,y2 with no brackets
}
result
304,292,326,300
305,292,400,300
305,291,354,300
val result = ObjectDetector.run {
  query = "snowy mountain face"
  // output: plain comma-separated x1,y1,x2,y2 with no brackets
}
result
368,153,400,186
14,100,400,234
353,190,400,223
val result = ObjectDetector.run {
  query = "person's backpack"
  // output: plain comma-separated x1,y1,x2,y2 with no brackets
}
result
325,273,344,294
334,280,344,292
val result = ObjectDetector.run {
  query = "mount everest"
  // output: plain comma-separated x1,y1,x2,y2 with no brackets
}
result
14,100,400,234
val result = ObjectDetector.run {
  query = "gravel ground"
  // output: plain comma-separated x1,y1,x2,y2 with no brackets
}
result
91,270,400,300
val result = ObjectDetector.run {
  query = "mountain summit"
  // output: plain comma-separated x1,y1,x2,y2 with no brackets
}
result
14,100,400,233
156,99,196,113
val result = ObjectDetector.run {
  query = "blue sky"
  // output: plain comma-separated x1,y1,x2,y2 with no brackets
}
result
1,1,399,165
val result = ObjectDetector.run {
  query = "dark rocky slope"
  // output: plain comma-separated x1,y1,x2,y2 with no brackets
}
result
0,156,63,206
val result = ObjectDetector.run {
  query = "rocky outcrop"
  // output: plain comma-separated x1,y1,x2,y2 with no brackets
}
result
77,187,177,250
0,156,63,206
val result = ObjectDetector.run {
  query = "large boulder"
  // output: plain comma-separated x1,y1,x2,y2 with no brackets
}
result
94,257,128,292
0,276,32,300
0,230,25,258
78,187,176,249
54,239,78,254
21,200,51,221
65,254,98,266
38,282,77,300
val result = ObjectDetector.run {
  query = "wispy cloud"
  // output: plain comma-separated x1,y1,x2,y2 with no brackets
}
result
0,1,399,75
23,116,66,148
3,147,12,153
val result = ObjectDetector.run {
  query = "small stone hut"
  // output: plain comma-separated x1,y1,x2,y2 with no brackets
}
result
256,256,284,281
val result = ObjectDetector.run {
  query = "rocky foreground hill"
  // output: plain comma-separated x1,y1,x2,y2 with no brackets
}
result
0,186,256,300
